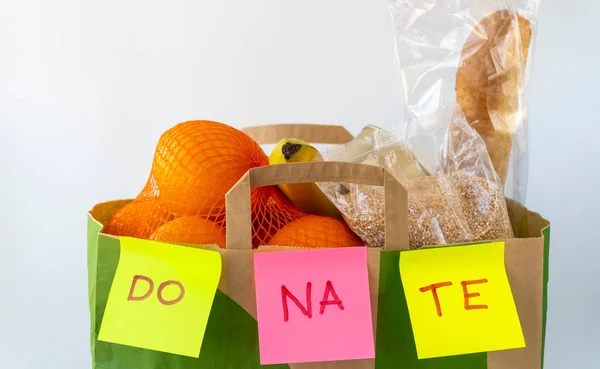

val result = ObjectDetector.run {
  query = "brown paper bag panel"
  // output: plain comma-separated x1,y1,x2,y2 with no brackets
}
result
289,358,374,369
242,124,353,145
488,237,544,369
523,208,550,238
225,161,409,251
506,199,550,239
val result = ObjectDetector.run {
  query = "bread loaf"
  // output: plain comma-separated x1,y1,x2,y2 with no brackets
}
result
455,10,532,185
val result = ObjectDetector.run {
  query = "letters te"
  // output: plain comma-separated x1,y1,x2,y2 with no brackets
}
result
419,278,489,317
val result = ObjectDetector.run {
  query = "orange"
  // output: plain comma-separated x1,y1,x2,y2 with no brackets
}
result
267,215,364,248
148,120,268,218
149,216,226,248
105,120,306,247
103,200,174,239
251,185,306,247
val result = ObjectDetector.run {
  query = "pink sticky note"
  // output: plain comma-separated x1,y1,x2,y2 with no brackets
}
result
253,247,375,365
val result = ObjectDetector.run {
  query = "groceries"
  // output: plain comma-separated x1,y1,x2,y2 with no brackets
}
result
104,111,516,250
103,7,533,251
389,1,538,205
268,138,343,220
104,199,174,239
249,185,307,247
102,120,306,248
323,171,513,249
319,107,515,248
311,4,537,249
267,215,364,248
456,10,532,186
149,216,227,249
149,120,268,217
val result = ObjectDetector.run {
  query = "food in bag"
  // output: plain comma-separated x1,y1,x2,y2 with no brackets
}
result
149,215,227,248
456,9,532,186
104,199,175,239
388,0,540,204
102,120,306,247
318,107,514,249
268,138,343,220
267,215,364,248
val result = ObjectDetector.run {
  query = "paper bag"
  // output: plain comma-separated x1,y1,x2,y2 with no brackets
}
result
87,124,550,369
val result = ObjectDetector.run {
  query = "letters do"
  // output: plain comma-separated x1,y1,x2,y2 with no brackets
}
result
127,275,185,306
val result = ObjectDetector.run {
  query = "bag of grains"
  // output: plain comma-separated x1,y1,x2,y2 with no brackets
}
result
318,106,514,249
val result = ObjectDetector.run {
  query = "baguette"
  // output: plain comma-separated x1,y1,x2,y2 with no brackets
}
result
455,9,532,185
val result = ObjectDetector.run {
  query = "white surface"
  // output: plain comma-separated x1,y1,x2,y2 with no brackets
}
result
0,0,597,368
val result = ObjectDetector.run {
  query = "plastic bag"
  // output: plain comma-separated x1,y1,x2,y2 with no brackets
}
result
318,106,514,249
387,0,540,205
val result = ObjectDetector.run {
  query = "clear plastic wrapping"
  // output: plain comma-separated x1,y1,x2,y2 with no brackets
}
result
387,0,540,205
318,106,514,248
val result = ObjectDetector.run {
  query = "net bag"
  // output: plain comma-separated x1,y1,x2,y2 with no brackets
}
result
103,120,305,248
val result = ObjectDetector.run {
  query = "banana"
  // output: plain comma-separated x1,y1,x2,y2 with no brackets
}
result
269,139,344,220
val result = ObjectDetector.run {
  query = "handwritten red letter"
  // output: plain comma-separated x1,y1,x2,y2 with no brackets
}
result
419,281,452,317
128,275,154,302
319,280,345,314
157,280,185,306
282,283,312,322
461,279,489,311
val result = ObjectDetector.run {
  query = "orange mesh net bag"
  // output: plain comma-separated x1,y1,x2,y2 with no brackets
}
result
103,120,305,248
149,216,227,248
267,215,364,248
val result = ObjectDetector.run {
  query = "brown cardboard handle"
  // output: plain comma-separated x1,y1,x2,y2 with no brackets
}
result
242,124,353,145
225,161,409,251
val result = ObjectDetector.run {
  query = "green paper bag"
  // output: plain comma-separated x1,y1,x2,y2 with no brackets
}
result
374,203,551,369
88,207,290,369
87,124,550,369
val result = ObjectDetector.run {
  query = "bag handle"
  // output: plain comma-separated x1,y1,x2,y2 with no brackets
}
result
242,124,353,145
225,161,409,251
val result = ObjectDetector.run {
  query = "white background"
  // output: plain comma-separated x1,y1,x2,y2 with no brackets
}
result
1,0,598,368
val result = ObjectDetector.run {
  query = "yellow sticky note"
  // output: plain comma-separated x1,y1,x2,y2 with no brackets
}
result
399,242,525,359
98,237,222,357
